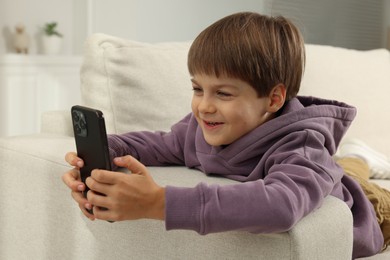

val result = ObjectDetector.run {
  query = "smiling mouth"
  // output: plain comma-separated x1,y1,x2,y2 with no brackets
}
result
204,120,224,127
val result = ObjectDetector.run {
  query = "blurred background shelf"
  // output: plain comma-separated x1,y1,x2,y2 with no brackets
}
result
0,54,82,137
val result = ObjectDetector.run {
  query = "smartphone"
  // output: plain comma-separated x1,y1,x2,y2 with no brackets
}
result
71,105,111,199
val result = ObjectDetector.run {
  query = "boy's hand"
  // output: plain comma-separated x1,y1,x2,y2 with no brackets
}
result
62,152,95,220
85,155,165,222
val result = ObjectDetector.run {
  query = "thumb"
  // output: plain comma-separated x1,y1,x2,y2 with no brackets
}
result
113,156,147,176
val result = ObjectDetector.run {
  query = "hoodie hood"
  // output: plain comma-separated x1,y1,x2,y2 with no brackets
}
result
194,96,357,179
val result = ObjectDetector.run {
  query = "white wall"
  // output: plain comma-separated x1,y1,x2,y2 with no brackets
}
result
91,0,266,42
85,0,390,49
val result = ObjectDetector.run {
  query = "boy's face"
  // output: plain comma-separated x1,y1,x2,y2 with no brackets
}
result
191,74,275,146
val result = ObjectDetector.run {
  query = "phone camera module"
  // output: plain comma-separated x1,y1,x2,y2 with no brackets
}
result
73,110,87,137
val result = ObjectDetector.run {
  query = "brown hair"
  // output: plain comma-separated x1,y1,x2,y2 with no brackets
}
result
188,12,305,100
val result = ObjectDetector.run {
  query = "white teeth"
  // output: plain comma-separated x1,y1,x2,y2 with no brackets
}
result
202,119,222,127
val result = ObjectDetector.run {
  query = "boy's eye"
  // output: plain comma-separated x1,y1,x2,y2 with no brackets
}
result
217,91,232,97
192,86,203,94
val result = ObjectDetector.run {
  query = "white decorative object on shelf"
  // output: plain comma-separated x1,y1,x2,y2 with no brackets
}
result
41,22,63,55
42,35,62,55
13,24,30,54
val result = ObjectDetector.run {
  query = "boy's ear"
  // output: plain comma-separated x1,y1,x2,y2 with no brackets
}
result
267,84,286,113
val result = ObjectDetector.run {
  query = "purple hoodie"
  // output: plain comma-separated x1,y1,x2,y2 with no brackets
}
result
108,96,383,258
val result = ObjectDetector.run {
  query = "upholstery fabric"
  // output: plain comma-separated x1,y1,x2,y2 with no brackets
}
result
80,34,193,134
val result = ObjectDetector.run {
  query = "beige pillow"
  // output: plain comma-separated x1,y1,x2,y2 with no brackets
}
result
300,45,390,154
80,33,193,134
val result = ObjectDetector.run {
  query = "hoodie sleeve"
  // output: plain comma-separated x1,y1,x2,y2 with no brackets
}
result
165,130,343,234
107,113,197,168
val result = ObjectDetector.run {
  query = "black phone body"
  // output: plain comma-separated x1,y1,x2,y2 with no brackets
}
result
71,105,111,197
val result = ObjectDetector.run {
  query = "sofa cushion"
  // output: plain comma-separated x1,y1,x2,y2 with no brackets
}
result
300,45,390,155
80,34,193,134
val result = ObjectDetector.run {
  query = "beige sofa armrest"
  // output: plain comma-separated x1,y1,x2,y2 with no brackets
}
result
289,196,353,259
0,134,353,260
40,110,73,136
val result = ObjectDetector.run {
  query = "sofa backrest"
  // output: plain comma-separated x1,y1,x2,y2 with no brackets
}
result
80,34,390,155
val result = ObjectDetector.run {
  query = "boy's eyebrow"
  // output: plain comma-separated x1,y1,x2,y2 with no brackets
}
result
191,78,240,90
190,78,198,84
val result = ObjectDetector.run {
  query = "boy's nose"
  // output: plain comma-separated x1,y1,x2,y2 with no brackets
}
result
198,97,216,114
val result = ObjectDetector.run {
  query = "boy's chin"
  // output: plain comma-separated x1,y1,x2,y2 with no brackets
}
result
204,137,231,147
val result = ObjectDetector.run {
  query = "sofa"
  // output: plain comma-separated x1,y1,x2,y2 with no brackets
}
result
0,33,389,260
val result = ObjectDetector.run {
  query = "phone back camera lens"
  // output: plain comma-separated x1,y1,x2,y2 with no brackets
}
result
75,125,81,134
80,120,86,129
73,111,80,122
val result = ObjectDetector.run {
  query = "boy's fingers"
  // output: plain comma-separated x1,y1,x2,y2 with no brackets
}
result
65,152,77,164
62,169,84,191
92,206,112,221
81,207,96,221
86,176,110,194
78,203,96,221
62,168,77,185
90,156,148,184
91,169,120,184
71,189,86,203
65,152,84,168
113,156,147,175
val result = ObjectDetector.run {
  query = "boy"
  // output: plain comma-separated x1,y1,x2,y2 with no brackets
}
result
63,12,388,258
